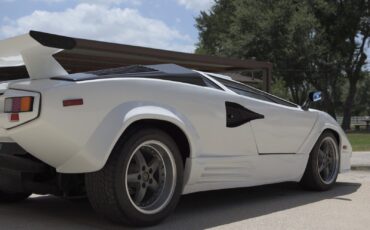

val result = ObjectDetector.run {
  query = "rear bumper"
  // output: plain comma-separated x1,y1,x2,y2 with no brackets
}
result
0,143,58,194
0,128,13,142
0,153,48,173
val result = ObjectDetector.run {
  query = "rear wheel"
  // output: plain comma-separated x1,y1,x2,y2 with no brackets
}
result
0,191,30,203
85,128,183,226
300,131,340,191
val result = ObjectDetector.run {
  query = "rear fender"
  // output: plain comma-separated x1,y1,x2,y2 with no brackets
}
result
57,101,198,173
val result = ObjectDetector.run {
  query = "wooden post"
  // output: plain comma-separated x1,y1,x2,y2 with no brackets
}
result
262,65,272,92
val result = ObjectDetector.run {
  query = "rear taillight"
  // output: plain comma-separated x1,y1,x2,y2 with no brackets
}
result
4,96,34,113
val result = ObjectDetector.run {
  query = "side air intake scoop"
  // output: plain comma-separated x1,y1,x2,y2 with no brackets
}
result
0,31,76,80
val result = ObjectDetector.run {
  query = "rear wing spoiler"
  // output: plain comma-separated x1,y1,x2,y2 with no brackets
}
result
0,31,75,79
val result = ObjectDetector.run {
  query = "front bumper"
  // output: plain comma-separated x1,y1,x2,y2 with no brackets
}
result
340,150,352,173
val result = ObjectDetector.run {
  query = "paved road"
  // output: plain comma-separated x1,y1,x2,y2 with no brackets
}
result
0,170,369,230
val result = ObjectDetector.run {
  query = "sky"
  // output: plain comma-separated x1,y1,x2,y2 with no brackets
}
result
0,0,215,53
0,0,368,69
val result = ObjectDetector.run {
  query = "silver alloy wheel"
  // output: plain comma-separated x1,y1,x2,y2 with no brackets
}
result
317,137,339,185
125,140,177,215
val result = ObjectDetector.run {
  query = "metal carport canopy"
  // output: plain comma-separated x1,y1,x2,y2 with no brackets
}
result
0,31,272,91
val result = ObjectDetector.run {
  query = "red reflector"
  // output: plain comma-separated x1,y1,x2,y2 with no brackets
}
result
10,113,19,122
63,99,83,107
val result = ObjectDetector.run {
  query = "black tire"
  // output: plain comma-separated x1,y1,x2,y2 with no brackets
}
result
300,131,340,191
0,191,30,203
85,128,184,226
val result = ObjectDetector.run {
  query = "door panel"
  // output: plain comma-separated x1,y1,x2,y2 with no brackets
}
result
236,97,318,154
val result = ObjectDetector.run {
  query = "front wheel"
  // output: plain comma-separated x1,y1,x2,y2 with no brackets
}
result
85,128,183,226
300,131,340,191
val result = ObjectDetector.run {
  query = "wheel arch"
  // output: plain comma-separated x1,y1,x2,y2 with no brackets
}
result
296,118,346,181
321,128,341,148
115,119,191,166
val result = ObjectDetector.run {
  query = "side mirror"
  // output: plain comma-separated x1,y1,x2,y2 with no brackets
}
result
302,91,322,111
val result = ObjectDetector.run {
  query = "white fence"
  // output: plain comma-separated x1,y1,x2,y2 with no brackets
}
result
336,116,370,125
336,116,370,131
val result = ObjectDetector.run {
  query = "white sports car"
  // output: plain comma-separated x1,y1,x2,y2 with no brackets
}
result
0,32,351,226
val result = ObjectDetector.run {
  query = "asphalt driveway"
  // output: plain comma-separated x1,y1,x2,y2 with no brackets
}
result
0,169,369,230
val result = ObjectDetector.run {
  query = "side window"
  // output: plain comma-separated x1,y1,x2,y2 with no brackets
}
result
201,76,223,90
145,74,223,90
225,85,271,102
214,77,297,107
153,75,207,87
215,77,275,103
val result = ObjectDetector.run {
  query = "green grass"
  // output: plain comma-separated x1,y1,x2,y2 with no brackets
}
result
347,133,370,151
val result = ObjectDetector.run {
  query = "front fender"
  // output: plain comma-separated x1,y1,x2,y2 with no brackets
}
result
57,101,198,173
316,112,352,172
297,110,352,177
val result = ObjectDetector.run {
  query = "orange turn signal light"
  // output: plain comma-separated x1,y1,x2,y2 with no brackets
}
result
20,97,33,112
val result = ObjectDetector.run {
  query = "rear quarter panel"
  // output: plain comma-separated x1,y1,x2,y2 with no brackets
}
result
8,78,258,173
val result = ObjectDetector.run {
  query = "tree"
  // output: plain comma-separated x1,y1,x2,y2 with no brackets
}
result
353,72,370,116
195,0,236,55
196,0,338,108
196,0,370,124
310,0,370,129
